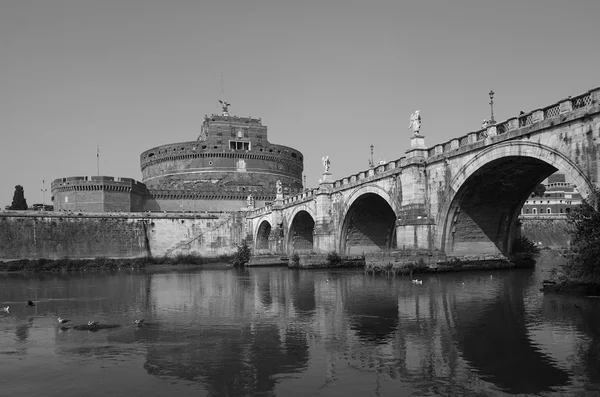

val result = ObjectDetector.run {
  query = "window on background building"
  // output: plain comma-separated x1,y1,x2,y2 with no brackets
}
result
547,208,551,214
560,208,564,213
525,208,530,214
533,208,537,214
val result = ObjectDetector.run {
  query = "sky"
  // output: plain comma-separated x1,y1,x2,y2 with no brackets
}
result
1,0,599,207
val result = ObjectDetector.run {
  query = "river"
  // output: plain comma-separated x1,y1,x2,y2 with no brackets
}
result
1,252,599,397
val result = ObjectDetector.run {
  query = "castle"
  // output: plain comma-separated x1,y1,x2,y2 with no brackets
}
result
51,104,304,212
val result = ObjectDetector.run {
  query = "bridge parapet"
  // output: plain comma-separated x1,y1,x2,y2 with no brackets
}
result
282,188,318,208
246,203,273,219
426,87,600,159
330,157,411,192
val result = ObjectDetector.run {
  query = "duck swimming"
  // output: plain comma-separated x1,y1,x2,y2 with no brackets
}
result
88,321,99,327
134,319,145,325
57,317,70,324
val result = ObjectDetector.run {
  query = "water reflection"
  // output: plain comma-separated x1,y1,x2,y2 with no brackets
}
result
1,255,600,396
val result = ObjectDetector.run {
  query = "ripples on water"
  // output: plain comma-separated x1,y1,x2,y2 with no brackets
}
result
1,251,599,397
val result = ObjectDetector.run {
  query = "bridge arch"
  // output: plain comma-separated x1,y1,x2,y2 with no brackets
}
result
437,141,595,255
287,206,316,253
255,217,273,253
340,185,398,255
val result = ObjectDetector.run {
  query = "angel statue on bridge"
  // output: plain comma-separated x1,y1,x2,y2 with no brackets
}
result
409,110,422,136
322,156,331,173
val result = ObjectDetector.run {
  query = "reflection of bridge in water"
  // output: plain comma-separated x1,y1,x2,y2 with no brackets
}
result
87,268,590,396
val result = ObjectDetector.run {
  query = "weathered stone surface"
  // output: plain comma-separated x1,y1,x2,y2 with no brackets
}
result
0,212,243,260
246,87,600,262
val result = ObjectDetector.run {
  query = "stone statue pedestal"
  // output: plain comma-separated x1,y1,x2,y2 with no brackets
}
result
319,172,333,184
406,135,428,159
410,135,426,149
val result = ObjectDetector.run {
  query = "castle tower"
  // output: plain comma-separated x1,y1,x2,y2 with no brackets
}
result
139,111,304,212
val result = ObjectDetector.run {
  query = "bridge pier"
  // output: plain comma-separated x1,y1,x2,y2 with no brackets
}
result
395,220,434,250
312,172,336,253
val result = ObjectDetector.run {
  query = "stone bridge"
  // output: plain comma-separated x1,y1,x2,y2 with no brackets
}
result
245,87,600,265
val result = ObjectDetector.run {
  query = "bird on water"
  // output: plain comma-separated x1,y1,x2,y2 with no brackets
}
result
57,317,70,324
88,321,99,327
27,300,35,307
134,319,145,325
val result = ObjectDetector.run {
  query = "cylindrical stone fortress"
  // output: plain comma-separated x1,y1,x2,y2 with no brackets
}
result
139,113,304,211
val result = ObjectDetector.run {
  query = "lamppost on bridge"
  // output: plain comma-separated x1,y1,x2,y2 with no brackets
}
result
489,90,496,125
41,179,47,211
369,144,374,168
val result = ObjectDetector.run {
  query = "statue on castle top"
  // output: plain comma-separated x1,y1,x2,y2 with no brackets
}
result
481,119,490,129
276,180,282,194
246,194,255,208
322,156,331,173
198,120,208,141
409,110,422,136
219,100,231,116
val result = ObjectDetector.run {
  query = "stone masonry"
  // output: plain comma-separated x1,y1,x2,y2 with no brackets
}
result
246,87,600,263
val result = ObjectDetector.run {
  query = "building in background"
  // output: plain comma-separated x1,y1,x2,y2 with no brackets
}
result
520,172,581,216
51,107,304,213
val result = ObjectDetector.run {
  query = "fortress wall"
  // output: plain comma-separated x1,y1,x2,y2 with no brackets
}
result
141,154,303,188
0,212,245,261
54,190,105,212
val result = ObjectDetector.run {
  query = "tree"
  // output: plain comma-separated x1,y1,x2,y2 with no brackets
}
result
9,185,28,210
531,183,546,198
232,239,252,267
564,187,600,282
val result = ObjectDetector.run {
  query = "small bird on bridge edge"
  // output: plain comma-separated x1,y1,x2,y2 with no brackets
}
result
27,300,35,307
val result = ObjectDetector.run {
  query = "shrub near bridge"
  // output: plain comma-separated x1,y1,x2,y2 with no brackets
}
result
562,187,600,284
233,239,252,267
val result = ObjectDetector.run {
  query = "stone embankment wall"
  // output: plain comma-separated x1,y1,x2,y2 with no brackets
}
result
519,217,572,249
0,211,244,261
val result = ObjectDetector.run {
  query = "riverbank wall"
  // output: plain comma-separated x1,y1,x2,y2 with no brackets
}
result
519,216,572,249
0,211,245,260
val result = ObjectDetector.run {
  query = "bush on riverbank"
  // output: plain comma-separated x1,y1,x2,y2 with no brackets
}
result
513,236,540,255
326,251,342,267
0,253,235,272
232,239,252,267
545,188,600,294
561,188,600,283
0,257,147,272
290,253,301,268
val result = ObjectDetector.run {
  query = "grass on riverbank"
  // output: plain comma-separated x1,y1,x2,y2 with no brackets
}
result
0,253,235,272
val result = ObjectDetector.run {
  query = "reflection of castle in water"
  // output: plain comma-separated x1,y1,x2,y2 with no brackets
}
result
100,270,580,396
